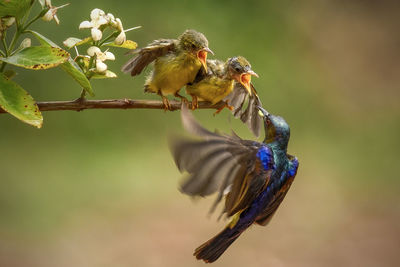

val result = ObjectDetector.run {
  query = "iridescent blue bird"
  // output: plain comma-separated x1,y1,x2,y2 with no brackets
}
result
169,104,299,263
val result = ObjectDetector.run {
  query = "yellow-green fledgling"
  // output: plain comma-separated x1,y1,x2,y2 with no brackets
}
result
187,56,258,110
121,29,213,110
186,56,262,136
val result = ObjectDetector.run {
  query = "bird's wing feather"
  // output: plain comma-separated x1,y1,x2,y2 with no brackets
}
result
121,38,176,76
169,104,275,217
224,84,262,137
255,155,299,226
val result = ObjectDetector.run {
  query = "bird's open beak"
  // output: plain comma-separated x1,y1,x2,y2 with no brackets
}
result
239,70,259,95
197,47,213,72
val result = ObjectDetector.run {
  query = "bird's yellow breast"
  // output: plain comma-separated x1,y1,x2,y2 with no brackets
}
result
186,77,234,104
145,52,202,95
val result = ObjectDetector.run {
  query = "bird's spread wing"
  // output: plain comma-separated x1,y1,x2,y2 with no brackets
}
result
169,104,275,217
121,39,176,76
255,155,299,226
224,84,262,137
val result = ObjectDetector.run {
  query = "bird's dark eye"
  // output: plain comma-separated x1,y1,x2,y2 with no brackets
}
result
191,43,196,49
235,67,240,72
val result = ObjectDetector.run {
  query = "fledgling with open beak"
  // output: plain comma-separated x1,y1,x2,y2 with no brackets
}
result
186,56,262,136
121,29,213,110
169,105,299,263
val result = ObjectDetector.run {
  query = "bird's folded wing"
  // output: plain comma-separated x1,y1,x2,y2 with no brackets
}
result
224,84,262,137
255,155,299,226
169,104,274,217
121,39,176,76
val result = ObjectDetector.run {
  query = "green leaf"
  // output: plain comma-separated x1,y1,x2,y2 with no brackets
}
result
74,36,93,47
0,74,42,128
105,40,138,49
28,30,94,96
3,69,16,79
0,46,69,70
0,0,34,19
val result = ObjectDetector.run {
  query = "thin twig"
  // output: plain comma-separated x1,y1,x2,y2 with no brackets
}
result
0,98,225,114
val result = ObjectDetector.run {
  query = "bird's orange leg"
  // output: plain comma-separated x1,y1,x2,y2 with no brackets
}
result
190,95,198,110
158,91,171,111
213,101,234,116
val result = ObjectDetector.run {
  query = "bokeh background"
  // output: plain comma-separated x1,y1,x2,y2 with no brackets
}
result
1,0,399,266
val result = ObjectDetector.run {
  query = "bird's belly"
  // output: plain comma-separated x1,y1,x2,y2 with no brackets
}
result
188,79,233,104
152,58,200,95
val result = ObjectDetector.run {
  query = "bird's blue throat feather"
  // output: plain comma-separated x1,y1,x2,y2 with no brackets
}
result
288,158,299,177
256,146,275,171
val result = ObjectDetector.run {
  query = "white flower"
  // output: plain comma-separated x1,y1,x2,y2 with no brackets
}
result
91,28,102,41
79,20,93,29
115,18,123,31
106,13,115,22
42,9,54,21
114,31,126,45
90,9,105,20
87,46,101,56
96,60,107,73
104,51,115,60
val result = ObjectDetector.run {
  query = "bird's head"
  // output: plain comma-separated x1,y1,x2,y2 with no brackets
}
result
179,29,213,72
226,56,259,95
257,106,290,149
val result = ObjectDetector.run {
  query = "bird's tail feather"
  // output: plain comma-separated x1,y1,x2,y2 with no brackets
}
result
194,226,241,263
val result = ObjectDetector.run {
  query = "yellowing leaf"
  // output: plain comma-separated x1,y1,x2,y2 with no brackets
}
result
0,74,43,128
105,40,137,49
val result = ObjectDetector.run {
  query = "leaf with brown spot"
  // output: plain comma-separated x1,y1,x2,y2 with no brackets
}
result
28,31,94,96
0,46,69,70
0,74,43,128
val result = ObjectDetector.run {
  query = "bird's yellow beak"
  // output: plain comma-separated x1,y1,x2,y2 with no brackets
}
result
197,47,213,72
239,70,259,95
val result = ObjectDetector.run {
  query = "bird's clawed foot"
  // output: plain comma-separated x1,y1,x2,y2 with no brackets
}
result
191,95,199,110
161,95,172,111
213,102,234,116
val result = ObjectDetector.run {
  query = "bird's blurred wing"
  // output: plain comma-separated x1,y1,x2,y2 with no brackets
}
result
255,155,299,226
224,84,262,137
169,104,274,216
121,39,176,76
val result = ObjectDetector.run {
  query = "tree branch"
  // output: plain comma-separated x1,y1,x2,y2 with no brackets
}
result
0,98,225,113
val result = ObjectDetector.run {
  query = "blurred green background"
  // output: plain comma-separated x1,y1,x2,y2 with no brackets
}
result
1,0,399,266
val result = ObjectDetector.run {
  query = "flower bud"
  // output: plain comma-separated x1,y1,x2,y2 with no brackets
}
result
42,9,53,22
114,31,126,45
